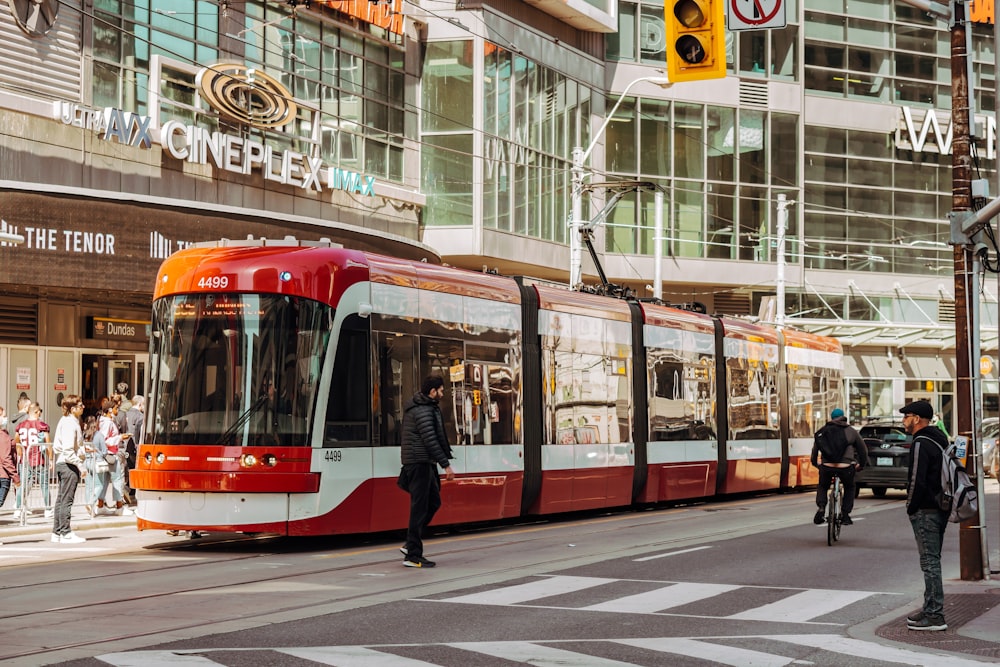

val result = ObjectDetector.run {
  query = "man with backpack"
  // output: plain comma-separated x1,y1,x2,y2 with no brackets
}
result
811,408,868,526
899,399,950,632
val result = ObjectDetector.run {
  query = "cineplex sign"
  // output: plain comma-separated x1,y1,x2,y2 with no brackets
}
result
54,105,377,197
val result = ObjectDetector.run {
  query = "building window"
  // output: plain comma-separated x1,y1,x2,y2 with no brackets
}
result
93,0,406,184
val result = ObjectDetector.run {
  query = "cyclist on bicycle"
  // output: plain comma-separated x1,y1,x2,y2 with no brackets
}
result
811,408,869,525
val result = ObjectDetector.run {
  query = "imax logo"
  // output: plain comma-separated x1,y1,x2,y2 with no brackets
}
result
897,107,996,160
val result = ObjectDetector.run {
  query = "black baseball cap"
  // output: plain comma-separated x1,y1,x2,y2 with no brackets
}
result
899,400,933,420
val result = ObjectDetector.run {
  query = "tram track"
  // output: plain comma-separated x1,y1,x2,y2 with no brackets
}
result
1,495,905,664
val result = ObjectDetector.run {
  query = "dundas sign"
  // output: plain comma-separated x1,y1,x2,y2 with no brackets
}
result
55,64,378,198
896,106,997,160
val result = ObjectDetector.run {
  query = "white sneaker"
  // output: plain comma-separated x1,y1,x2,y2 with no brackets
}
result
13,509,22,520
43,509,53,518
60,533,86,544
51,533,62,543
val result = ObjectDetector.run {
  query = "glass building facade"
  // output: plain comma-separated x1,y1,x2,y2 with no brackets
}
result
92,0,408,182
416,1,1000,429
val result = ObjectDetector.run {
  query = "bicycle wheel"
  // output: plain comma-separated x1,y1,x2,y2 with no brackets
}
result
827,479,841,546
832,479,842,543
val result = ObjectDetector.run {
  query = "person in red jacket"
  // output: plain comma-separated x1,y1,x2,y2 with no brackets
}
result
0,416,20,542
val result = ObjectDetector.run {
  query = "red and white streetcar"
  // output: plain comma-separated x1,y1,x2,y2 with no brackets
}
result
131,238,843,536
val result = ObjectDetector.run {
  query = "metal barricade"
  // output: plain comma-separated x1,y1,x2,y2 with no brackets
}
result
14,442,55,525
13,442,93,527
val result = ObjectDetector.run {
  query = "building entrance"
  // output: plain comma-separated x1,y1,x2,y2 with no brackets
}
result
81,354,146,412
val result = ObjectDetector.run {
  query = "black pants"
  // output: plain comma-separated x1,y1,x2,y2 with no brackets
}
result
816,465,857,516
403,463,441,560
53,462,81,536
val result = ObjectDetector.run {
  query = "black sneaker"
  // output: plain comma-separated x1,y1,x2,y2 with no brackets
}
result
908,615,947,631
906,610,925,625
813,510,825,525
841,515,853,525
403,557,436,568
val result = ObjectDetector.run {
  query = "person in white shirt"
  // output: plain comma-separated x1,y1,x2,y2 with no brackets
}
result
51,395,87,544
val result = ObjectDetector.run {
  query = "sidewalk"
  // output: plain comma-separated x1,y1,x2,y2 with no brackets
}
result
0,501,137,540
874,575,1000,662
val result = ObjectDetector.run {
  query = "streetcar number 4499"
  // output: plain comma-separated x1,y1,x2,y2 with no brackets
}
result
198,275,230,289
325,450,343,462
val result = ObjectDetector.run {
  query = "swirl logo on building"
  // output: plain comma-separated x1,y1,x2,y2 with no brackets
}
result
197,64,298,129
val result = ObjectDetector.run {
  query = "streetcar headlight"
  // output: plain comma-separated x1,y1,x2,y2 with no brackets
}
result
241,454,257,467
155,452,165,464
144,452,152,464
262,453,277,467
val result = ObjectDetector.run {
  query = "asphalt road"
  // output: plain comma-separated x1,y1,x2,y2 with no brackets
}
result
2,483,998,666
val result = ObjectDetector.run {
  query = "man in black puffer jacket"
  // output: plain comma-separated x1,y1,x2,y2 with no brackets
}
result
400,376,454,568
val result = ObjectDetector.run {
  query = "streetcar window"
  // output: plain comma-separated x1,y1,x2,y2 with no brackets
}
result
376,332,418,446
149,294,331,447
540,310,633,446
324,315,371,446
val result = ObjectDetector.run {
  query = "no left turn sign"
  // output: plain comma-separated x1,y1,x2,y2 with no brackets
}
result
728,0,786,30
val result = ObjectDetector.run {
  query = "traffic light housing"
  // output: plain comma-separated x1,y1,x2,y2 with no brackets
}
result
666,0,726,83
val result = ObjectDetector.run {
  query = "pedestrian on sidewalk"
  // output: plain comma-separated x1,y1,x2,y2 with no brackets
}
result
98,397,131,514
83,415,109,517
900,399,949,632
13,402,52,520
51,395,88,544
122,395,144,506
6,394,29,438
0,415,19,536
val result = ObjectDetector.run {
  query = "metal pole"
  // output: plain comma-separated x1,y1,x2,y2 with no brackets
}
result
570,147,585,289
949,0,985,580
569,76,670,290
775,194,788,327
654,189,664,300
972,252,991,579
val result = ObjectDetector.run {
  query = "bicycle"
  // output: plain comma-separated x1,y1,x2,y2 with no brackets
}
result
826,476,843,545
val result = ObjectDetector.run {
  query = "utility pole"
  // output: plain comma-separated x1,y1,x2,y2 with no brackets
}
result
946,0,986,581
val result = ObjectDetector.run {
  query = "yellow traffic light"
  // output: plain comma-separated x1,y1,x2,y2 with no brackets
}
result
666,0,726,83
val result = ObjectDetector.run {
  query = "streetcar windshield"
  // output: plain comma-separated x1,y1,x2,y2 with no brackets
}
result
149,293,332,446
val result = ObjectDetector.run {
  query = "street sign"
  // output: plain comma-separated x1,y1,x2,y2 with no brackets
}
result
728,0,786,30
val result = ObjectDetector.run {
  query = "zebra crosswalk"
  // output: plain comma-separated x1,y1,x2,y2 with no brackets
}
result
95,635,991,667
423,575,891,624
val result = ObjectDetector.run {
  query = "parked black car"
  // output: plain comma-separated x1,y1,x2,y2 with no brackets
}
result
854,417,912,497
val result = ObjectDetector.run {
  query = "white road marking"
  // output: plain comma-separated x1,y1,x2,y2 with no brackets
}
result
280,646,437,665
434,576,884,625
440,574,616,605
582,582,740,613
96,635,993,667
633,545,713,561
614,637,796,667
97,651,222,666
762,634,992,666
726,589,877,623
448,641,640,666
